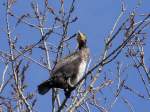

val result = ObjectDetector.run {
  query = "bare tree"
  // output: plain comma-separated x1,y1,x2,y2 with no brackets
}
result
0,0,150,112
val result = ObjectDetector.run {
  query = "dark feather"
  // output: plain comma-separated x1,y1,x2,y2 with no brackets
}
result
52,51,80,74
38,80,52,95
38,48,89,95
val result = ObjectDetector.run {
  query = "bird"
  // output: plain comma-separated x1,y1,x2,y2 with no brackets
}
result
38,31,90,97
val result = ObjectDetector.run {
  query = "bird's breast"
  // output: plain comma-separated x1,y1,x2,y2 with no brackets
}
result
76,60,87,83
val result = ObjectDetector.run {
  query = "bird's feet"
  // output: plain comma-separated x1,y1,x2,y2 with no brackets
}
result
64,86,75,98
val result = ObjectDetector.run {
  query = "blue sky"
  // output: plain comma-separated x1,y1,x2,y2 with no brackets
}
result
0,0,150,112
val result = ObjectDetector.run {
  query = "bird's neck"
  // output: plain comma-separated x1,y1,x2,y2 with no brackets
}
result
79,41,87,50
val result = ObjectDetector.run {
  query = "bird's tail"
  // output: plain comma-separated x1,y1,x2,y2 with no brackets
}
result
38,80,52,95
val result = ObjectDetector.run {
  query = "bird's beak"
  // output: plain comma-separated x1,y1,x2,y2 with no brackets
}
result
77,31,86,42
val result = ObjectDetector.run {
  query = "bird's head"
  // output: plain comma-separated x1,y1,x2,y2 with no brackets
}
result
76,31,87,49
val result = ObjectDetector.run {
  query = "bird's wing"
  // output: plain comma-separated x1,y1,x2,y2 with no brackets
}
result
52,51,81,78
